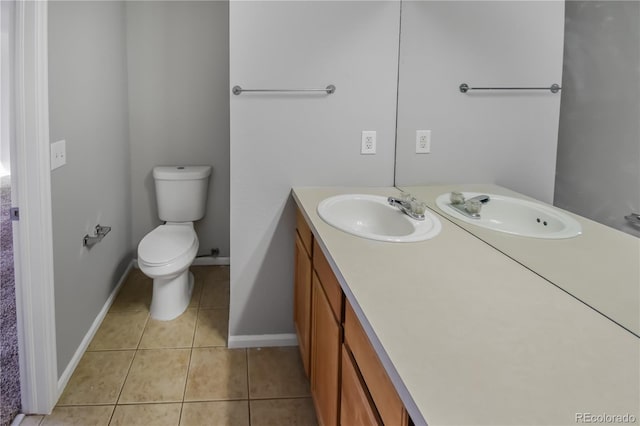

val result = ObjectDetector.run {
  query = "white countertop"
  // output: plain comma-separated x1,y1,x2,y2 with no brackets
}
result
292,186,640,426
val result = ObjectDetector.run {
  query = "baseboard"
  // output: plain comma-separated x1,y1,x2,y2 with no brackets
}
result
192,256,230,266
11,414,25,426
227,333,298,349
132,256,230,269
56,260,134,397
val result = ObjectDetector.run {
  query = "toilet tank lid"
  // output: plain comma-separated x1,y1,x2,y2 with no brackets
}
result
153,166,212,180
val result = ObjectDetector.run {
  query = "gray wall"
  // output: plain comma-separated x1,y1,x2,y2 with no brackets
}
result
126,1,230,257
555,1,640,237
229,1,400,339
395,1,565,204
49,1,132,375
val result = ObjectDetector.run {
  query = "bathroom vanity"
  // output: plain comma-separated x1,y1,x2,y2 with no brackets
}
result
292,186,639,426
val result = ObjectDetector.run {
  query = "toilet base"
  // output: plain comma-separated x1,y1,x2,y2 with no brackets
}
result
150,269,194,321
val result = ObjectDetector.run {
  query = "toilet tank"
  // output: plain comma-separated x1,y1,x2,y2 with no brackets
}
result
153,166,212,222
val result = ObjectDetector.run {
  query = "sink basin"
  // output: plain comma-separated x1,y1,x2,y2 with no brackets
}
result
435,192,582,239
317,194,442,242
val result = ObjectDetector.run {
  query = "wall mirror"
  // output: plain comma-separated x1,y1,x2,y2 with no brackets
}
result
394,1,640,336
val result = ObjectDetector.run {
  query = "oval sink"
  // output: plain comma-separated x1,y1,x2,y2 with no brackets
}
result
435,192,582,239
317,194,442,242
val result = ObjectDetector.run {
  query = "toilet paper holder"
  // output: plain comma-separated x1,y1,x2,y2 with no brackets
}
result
83,224,111,247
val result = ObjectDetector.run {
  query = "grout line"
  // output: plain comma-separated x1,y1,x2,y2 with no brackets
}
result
246,348,252,424
248,395,313,401
54,402,117,407
106,405,116,426
177,347,193,426
136,313,150,351
112,276,145,409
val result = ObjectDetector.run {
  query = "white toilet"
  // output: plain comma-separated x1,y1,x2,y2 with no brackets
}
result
137,165,212,321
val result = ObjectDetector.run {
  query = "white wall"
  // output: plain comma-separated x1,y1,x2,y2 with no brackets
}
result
395,1,565,204
555,1,640,237
48,1,132,375
126,1,230,257
229,1,400,340
0,0,14,175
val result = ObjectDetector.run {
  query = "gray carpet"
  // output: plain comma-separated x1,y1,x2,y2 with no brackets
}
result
1,175,20,426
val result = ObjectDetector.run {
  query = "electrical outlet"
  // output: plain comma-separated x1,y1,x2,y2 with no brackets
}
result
51,139,67,170
361,131,376,155
416,130,431,154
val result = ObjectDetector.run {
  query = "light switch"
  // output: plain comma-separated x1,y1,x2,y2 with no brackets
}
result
51,139,66,170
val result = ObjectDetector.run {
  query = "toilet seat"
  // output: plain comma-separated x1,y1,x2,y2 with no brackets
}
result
138,224,198,267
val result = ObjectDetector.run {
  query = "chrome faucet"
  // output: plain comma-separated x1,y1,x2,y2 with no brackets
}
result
388,196,426,221
450,192,490,219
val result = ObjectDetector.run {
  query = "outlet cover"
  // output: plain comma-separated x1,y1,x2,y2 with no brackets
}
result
51,139,66,170
416,130,431,154
361,131,376,155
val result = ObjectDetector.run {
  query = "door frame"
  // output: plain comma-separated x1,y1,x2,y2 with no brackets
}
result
12,0,58,414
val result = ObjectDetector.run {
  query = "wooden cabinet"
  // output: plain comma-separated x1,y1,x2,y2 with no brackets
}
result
294,233,312,376
344,302,410,426
340,345,382,426
311,271,342,426
294,206,410,426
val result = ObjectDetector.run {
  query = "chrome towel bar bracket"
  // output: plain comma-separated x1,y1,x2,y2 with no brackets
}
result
232,85,336,95
459,83,561,93
83,224,111,247
625,213,640,226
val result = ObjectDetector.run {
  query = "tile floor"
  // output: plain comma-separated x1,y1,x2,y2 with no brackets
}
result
23,266,317,426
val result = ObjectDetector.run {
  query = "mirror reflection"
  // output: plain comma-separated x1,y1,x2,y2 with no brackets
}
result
394,1,640,335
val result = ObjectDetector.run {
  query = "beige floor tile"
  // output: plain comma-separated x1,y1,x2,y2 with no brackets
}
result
119,349,191,404
109,403,181,426
248,347,311,399
250,398,317,426
58,351,134,405
139,309,197,349
200,281,229,309
88,311,148,350
193,265,229,283
21,416,44,426
184,348,247,401
41,405,114,426
180,401,249,426
193,309,228,347
110,273,152,312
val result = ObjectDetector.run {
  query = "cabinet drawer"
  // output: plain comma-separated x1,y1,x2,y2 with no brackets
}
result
341,345,382,426
296,208,313,257
345,302,409,426
313,240,343,323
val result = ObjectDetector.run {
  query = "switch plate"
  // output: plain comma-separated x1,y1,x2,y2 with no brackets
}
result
361,130,376,155
416,130,431,154
51,139,66,170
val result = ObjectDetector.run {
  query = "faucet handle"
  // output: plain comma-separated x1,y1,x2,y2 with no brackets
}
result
464,199,482,215
450,191,465,205
411,201,427,215
399,192,414,203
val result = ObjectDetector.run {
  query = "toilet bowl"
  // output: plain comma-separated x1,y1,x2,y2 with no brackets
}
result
138,223,199,320
137,165,211,321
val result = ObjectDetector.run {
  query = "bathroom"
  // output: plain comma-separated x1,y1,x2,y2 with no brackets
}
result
2,0,638,425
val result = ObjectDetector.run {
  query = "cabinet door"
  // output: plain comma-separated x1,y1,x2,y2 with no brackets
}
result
341,345,382,426
311,272,341,426
294,232,312,377
345,302,409,426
